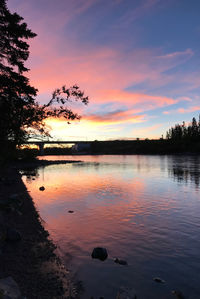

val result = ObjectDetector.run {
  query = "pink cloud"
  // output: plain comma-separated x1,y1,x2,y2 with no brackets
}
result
7,0,199,140
9,1,196,118
163,105,200,115
28,46,153,93
26,40,183,115
46,109,147,128
178,106,200,113
95,89,176,107
83,110,146,126
8,0,196,109
13,2,192,114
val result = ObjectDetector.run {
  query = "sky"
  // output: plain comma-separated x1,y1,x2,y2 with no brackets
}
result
8,0,200,141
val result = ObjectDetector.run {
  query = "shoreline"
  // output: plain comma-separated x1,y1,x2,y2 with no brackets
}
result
0,160,79,298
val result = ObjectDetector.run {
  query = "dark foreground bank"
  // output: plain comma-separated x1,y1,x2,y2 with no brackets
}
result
0,161,79,298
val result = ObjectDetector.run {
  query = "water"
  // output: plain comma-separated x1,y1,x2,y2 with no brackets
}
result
22,155,200,298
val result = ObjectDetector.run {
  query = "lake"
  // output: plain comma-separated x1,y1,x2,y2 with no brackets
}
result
22,155,200,298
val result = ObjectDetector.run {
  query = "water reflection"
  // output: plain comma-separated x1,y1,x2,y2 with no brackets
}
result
168,155,200,188
38,154,200,188
22,155,200,299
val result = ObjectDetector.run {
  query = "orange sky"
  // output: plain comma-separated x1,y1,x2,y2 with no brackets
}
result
8,0,200,140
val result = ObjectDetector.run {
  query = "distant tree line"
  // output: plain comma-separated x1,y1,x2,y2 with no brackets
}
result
166,115,200,141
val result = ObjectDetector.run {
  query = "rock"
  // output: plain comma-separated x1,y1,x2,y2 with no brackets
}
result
153,277,165,283
114,258,128,265
172,290,186,299
39,186,45,191
0,276,21,298
91,247,108,261
6,228,21,242
68,210,74,213
116,286,137,299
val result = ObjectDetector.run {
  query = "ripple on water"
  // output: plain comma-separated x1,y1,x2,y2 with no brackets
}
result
23,155,200,299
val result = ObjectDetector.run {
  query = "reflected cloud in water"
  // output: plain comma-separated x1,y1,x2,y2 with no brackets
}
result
21,155,200,299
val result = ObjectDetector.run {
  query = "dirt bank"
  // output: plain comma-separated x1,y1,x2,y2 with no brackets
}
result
0,162,78,298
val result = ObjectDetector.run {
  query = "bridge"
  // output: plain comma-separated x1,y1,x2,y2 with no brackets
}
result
25,140,94,154
24,138,146,155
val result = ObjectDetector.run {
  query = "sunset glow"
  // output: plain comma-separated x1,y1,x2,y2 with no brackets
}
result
8,0,200,140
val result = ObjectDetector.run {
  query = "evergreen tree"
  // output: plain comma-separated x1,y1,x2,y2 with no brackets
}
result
191,117,198,139
166,115,200,142
0,0,88,155
0,0,37,145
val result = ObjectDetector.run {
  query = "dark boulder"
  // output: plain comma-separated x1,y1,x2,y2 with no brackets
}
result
91,247,108,261
114,258,128,265
39,186,45,191
153,277,165,283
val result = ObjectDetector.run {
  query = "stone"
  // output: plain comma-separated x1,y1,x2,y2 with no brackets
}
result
114,258,128,265
6,228,21,242
91,247,108,261
0,277,21,298
153,277,165,283
116,286,137,299
39,186,45,191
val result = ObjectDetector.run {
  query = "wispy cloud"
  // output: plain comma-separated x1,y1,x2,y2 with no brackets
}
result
178,106,200,113
7,0,200,139
27,42,186,113
163,105,200,115
157,49,193,60
83,110,146,126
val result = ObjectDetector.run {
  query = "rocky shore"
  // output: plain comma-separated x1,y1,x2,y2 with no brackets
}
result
0,161,78,299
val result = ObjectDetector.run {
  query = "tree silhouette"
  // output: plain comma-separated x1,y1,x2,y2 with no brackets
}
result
0,0,88,155
166,115,200,142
